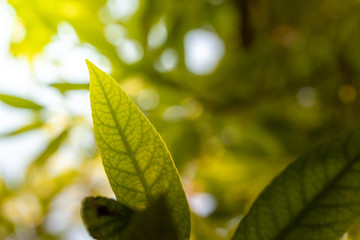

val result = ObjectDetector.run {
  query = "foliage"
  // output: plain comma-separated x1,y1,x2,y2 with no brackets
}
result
1,0,360,239
82,195,179,240
0,94,43,110
86,61,190,239
232,129,360,240
82,63,360,239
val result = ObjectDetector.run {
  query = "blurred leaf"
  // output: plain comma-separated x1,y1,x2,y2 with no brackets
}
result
81,196,136,240
161,121,201,171
0,120,44,137
0,94,43,110
191,214,227,240
8,0,107,58
32,128,69,166
120,195,179,240
87,60,190,239
232,129,360,240
50,83,89,94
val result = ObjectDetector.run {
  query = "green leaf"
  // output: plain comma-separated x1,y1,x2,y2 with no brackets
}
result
232,129,360,240
50,83,90,94
87,60,191,240
81,195,179,240
120,195,179,240
0,120,44,137
81,196,136,240
0,94,43,110
32,128,69,166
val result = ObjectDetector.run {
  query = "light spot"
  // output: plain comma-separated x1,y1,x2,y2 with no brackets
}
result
65,91,91,117
148,18,167,49
297,86,317,108
137,89,160,111
46,145,80,176
2,193,42,226
63,50,110,81
10,18,26,43
338,84,357,103
0,129,47,187
154,48,178,72
184,28,225,75
56,21,80,46
33,22,112,83
98,6,114,24
104,24,127,45
215,228,228,238
189,192,217,217
106,0,139,22
44,185,89,234
116,39,144,64
163,105,186,122
0,1,14,66
340,233,348,240
120,77,144,95
64,225,93,240
227,215,242,229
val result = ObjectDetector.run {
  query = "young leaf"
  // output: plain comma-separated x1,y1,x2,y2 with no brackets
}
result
87,60,191,240
232,129,360,240
120,195,179,240
81,196,136,240
50,83,90,94
0,94,43,110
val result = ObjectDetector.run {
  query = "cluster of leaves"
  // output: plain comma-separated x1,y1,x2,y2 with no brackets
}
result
83,62,360,240
82,61,190,239
1,0,360,239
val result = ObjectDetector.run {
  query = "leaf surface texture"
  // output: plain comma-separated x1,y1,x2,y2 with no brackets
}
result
87,60,190,239
232,130,360,240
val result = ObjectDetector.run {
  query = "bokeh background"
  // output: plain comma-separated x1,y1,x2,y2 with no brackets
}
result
1,0,360,239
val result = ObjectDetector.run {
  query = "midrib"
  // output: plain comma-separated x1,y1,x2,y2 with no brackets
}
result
95,72,154,204
272,154,360,239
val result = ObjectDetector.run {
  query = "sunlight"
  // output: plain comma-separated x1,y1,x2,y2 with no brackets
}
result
184,28,225,75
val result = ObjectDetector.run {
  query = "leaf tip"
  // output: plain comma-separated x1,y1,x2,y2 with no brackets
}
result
85,59,96,72
86,60,101,87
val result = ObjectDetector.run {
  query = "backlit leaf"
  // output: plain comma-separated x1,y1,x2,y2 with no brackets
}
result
232,129,360,240
87,60,191,240
0,94,43,110
81,196,135,240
